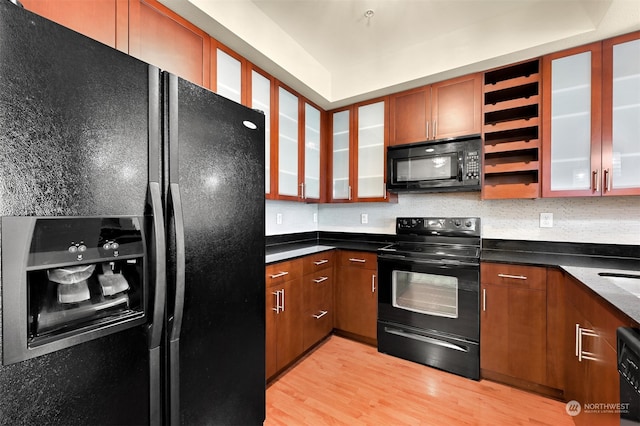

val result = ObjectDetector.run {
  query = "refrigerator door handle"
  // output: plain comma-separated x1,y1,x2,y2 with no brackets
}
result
168,182,186,426
169,182,186,341
147,181,167,349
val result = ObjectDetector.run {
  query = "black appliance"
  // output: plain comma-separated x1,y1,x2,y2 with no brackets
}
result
0,3,265,425
377,217,481,380
386,134,482,193
618,327,640,425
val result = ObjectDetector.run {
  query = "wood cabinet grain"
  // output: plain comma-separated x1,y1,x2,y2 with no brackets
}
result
389,73,481,146
21,0,128,51
563,274,632,426
480,263,547,387
265,259,303,379
334,251,378,343
128,0,210,88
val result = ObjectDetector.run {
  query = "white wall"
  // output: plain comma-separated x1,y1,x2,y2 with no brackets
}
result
266,194,640,245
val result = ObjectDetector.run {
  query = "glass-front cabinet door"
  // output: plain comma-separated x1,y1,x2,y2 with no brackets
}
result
542,43,602,197
331,108,351,201
216,48,242,104
356,100,386,200
304,102,321,200
250,69,272,196
543,33,640,197
277,86,300,198
602,32,640,196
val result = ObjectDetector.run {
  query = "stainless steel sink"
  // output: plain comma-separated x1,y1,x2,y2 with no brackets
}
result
598,272,640,297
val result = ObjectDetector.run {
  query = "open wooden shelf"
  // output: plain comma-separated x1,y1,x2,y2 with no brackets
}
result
482,59,541,199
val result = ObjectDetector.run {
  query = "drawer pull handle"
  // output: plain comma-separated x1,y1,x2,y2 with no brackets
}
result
349,258,366,263
269,271,289,279
312,310,328,319
313,276,329,284
313,259,329,266
497,273,527,280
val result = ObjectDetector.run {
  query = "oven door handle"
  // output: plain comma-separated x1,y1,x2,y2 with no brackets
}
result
378,254,478,268
384,327,469,353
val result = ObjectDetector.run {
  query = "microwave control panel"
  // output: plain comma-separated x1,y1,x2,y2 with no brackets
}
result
464,150,480,180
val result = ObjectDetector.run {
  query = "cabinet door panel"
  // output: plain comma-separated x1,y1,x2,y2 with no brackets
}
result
21,0,125,50
542,43,602,197
432,73,481,139
389,87,430,146
129,0,209,87
331,109,351,200
277,87,300,198
276,280,304,370
304,103,322,200
602,33,640,195
508,286,546,384
356,101,386,199
480,284,509,374
335,267,377,340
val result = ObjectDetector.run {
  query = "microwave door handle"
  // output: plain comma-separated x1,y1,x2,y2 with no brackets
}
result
458,156,464,182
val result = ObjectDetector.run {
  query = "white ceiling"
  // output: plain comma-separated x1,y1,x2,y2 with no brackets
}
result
160,0,640,109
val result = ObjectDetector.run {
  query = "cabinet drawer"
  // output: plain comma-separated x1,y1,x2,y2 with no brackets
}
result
302,251,335,275
481,262,546,290
338,250,377,270
303,273,333,312
266,259,302,287
303,307,333,350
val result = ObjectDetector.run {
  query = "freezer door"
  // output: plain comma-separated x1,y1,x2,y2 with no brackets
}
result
0,3,153,424
165,73,266,425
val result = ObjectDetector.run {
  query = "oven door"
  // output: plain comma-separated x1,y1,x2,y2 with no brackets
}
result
377,254,479,342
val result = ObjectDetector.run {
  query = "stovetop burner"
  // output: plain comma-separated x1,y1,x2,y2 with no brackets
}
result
379,217,481,262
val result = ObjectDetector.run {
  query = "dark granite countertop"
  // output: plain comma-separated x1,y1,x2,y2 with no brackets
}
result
265,231,393,264
266,233,640,324
561,266,640,325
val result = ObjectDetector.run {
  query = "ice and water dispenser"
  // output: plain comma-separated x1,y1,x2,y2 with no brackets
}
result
2,217,148,365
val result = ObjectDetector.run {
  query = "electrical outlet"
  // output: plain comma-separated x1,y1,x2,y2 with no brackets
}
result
313,213,318,223
540,213,553,228
276,213,283,225
361,213,368,224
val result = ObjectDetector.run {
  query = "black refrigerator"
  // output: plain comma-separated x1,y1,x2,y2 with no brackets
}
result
0,2,265,425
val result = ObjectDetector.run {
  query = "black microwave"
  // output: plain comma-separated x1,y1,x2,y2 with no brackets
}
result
387,135,482,193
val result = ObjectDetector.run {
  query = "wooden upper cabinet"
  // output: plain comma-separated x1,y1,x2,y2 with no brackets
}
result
128,0,210,88
389,86,431,146
21,0,128,51
328,98,396,203
212,42,246,104
431,73,482,140
542,32,640,197
601,31,640,196
389,73,481,146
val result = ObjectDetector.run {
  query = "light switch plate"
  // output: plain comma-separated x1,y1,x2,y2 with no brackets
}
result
361,213,368,224
276,213,283,225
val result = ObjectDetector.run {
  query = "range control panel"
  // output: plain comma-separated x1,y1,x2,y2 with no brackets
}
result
396,217,480,236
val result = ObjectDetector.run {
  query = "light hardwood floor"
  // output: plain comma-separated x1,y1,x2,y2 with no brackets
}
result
265,336,574,426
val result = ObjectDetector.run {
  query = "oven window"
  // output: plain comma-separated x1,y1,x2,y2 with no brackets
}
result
391,270,458,318
395,154,456,182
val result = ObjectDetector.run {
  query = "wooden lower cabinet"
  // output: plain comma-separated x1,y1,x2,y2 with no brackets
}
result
481,263,548,390
265,259,303,379
302,251,335,350
334,250,378,343
564,274,631,426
